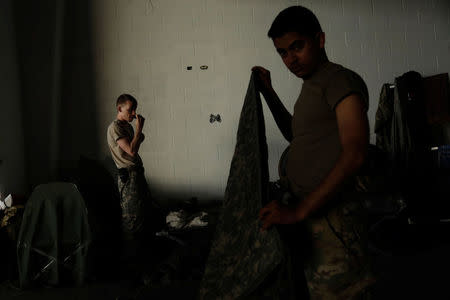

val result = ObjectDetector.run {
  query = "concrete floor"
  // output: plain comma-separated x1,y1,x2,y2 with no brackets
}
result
1,216,450,299
1,245,450,300
0,278,202,300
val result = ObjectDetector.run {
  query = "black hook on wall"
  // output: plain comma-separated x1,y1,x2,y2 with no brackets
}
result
210,114,221,123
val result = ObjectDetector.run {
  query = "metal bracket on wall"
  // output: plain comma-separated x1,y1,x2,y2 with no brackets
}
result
210,114,221,123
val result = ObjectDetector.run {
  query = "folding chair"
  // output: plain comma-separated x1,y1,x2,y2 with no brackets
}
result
16,182,91,288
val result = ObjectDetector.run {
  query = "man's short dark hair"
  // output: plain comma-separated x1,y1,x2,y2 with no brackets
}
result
116,94,137,110
268,6,322,39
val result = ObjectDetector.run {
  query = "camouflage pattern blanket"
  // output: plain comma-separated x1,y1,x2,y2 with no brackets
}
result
198,73,293,299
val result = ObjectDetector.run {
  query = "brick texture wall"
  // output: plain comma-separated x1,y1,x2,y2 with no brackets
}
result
91,0,450,202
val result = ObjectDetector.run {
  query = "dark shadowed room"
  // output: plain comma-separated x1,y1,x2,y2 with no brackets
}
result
1,0,450,299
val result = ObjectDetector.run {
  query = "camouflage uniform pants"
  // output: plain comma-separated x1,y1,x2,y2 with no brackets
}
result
117,166,149,238
278,190,375,300
304,197,375,300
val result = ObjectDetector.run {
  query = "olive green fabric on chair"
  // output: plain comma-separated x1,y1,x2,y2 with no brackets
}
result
17,182,91,288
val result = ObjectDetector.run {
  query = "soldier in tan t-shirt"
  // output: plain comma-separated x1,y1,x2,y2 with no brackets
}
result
107,93,148,233
107,94,162,276
107,119,143,169
253,6,375,299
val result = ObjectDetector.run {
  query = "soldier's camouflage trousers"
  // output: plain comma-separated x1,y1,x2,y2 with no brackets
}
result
117,166,149,238
304,197,376,300
277,186,376,300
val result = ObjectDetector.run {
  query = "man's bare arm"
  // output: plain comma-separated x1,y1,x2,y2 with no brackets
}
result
252,66,293,142
117,133,144,157
261,88,293,142
117,114,145,157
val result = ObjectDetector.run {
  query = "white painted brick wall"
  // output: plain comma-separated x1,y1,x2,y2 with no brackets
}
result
92,0,450,202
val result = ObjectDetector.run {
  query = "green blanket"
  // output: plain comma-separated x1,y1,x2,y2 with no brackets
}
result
198,73,293,299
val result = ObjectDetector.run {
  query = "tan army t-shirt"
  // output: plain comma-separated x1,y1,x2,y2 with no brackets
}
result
107,120,143,169
286,61,369,198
